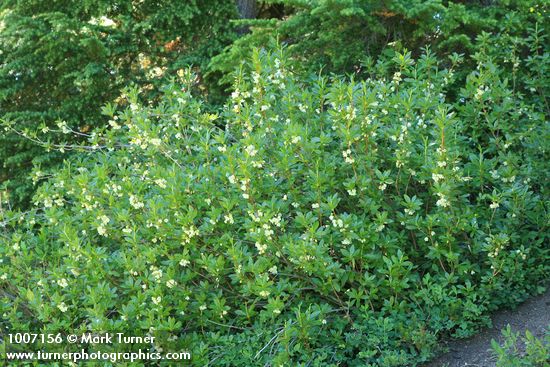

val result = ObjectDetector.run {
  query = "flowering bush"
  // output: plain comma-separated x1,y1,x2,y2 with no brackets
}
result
1,47,548,366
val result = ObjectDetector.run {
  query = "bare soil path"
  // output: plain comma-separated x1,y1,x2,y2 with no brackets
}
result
425,287,550,367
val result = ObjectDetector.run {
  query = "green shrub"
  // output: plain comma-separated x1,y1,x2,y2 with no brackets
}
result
0,46,548,366
492,325,550,367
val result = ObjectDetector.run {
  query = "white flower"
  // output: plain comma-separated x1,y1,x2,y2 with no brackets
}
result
312,203,320,209
150,138,162,146
57,302,68,313
245,145,258,157
224,213,234,224
166,279,177,288
108,120,121,130
97,225,107,236
490,202,499,209
99,215,110,225
57,278,69,288
291,136,302,144
347,188,357,196
0,273,7,280
432,173,444,183
259,290,270,297
199,305,207,311
378,183,387,191
152,296,162,305
129,195,145,209
151,267,163,282
179,259,190,267
255,242,268,254
268,266,278,275
436,196,450,208
155,179,167,188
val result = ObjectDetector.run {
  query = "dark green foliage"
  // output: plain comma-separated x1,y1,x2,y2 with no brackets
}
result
0,0,238,208
210,1,549,88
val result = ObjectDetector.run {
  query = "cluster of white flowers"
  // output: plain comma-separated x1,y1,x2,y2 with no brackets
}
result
245,145,258,157
432,173,445,183
97,215,110,236
475,85,490,100
224,213,234,224
329,214,345,230
154,178,167,189
108,119,121,130
129,195,145,209
57,302,69,313
103,183,123,197
342,149,355,164
182,225,199,244
57,278,69,288
435,193,450,208
166,279,177,288
88,16,116,27
515,249,527,260
269,214,283,227
248,210,264,222
240,178,250,199
179,259,190,267
392,71,402,84
255,242,267,254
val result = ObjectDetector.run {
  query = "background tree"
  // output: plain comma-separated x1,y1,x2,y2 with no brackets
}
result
210,0,549,90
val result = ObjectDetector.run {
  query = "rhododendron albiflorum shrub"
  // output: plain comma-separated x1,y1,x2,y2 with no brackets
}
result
1,49,548,366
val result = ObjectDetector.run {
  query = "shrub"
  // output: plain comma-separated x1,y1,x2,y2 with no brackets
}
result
0,46,548,366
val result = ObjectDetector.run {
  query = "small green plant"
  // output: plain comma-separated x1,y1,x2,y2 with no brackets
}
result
492,325,550,367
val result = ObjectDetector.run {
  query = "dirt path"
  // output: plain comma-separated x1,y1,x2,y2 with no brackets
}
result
425,287,550,367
